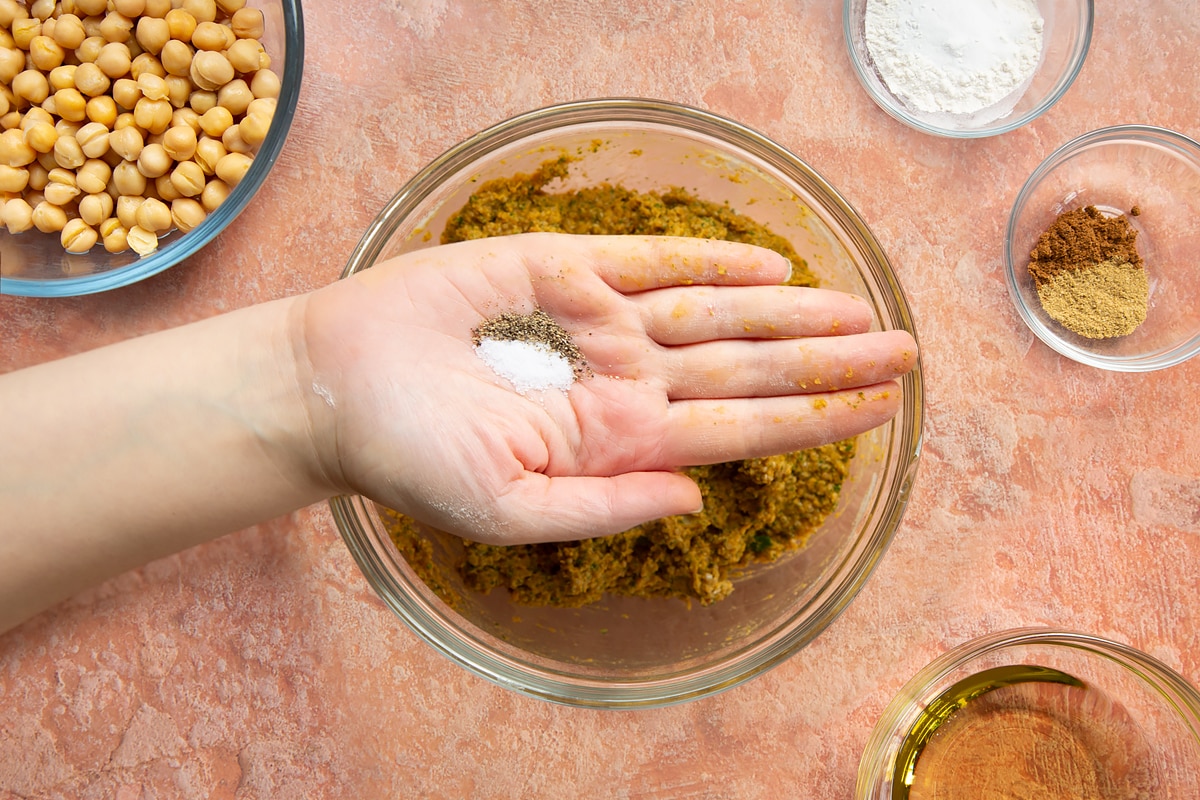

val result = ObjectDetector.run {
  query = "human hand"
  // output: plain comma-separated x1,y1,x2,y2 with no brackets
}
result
295,233,916,544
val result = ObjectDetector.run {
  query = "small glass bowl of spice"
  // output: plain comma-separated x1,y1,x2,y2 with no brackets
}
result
856,628,1200,799
1005,125,1200,371
843,0,1092,138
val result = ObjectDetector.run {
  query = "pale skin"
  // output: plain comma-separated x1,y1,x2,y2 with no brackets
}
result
0,233,917,635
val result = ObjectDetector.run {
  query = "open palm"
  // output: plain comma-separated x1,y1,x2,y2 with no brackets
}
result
298,233,916,544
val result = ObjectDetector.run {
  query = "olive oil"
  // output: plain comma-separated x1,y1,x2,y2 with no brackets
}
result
892,665,1161,800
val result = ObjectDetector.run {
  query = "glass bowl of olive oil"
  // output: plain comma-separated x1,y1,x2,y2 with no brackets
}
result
856,628,1200,799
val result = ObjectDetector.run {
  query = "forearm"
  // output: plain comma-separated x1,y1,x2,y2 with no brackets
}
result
0,295,334,634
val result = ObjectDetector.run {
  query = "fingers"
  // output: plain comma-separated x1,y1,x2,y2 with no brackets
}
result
664,329,918,399
564,235,792,293
662,382,903,466
633,284,875,344
490,471,704,544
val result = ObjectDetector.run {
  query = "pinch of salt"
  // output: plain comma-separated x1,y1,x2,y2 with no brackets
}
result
474,337,575,395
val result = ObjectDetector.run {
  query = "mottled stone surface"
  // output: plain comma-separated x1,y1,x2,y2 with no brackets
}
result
2,2,1199,797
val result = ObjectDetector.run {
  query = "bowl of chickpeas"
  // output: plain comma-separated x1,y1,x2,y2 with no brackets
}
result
0,0,302,296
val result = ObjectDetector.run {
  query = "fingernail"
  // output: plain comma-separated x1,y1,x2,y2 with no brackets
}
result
783,258,794,284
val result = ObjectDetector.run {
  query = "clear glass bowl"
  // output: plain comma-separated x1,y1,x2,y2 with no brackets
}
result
856,628,1200,798
843,0,1093,138
0,0,304,297
331,99,924,708
1005,125,1200,371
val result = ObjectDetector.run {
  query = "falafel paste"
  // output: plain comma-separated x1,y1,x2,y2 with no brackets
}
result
385,155,856,607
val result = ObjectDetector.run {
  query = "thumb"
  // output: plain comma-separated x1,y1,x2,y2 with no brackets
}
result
492,471,704,544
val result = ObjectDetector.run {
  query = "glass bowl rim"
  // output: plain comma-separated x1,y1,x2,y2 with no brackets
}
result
332,97,925,708
856,626,1200,796
841,0,1095,139
1002,123,1200,372
0,0,306,298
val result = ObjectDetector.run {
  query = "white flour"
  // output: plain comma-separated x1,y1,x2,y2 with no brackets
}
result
475,338,575,395
865,0,1045,117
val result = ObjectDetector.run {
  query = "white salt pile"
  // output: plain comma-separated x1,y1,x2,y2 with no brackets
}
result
474,337,575,395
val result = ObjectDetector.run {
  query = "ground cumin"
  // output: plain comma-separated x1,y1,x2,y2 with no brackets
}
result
1027,206,1148,339
384,155,857,608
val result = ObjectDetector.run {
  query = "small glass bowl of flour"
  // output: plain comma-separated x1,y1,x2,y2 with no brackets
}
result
843,0,1093,138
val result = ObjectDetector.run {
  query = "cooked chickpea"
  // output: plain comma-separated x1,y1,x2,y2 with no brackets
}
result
60,217,98,252
193,135,224,174
54,88,87,122
238,110,271,147
43,179,79,206
107,125,143,160
0,127,36,166
53,119,81,139
112,160,146,194
25,160,48,191
169,106,200,132
250,69,281,100
216,0,247,14
0,90,7,118
31,200,67,233
76,122,110,158
198,175,228,212
114,0,148,18
161,123,196,160
224,38,262,74
53,134,85,168
112,77,141,109
48,65,79,94
74,36,105,64
74,62,111,97
2,196,34,232
52,14,87,50
0,49,23,88
85,95,119,127
164,74,191,108
169,196,205,232
166,159,203,197
130,53,166,80
0,111,18,131
151,172,179,201
76,158,111,194
95,42,132,80
28,35,64,72
102,222,129,253
126,224,158,255
12,69,51,105
220,123,252,155
136,72,169,102
188,89,216,114
134,15,170,54
159,38,192,76
11,19,42,51
134,196,171,232
142,0,172,18
98,12,134,45
133,96,171,133
115,193,142,227
230,7,263,39
189,20,225,51
0,163,28,192
182,0,218,24
22,121,58,153
113,111,139,131
135,141,170,177
214,151,250,187
198,104,232,137
164,9,197,42
189,51,233,91
78,190,114,225
29,0,55,21
216,78,252,115
74,0,109,16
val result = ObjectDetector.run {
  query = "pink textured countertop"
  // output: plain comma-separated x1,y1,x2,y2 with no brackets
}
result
3,2,1199,797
